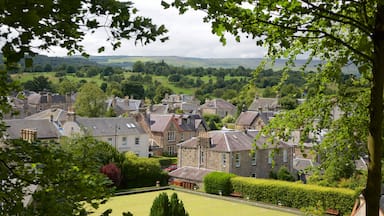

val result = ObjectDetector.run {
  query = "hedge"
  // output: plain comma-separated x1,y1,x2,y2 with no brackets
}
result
204,172,236,196
230,177,357,215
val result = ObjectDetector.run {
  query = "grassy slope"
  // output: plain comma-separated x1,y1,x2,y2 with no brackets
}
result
90,190,298,216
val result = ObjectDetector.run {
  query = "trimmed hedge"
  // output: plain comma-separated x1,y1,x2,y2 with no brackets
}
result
230,177,357,215
204,172,236,196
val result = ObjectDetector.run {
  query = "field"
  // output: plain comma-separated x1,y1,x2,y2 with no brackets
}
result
90,190,299,216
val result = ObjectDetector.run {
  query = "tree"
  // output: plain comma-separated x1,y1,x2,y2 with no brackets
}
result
75,82,107,117
0,139,113,215
100,163,122,187
57,78,78,95
164,1,383,214
23,75,53,92
0,1,168,215
149,192,189,216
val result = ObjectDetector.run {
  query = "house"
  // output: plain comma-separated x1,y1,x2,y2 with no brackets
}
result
248,97,279,112
62,112,149,157
106,96,143,116
235,111,275,130
161,94,200,114
148,114,207,156
200,98,237,118
3,119,60,141
172,129,295,186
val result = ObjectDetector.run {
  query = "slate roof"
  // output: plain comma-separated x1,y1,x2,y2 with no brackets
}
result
293,158,315,171
169,166,214,182
107,97,142,114
4,119,60,139
235,111,259,126
200,98,236,110
209,130,254,152
149,114,206,133
25,108,68,123
149,114,173,132
150,104,169,114
76,117,145,136
178,137,199,148
248,97,279,111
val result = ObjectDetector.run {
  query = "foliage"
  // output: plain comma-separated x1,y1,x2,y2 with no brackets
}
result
74,82,107,117
277,166,296,182
204,172,236,195
100,163,122,187
0,139,112,215
120,152,168,188
23,75,53,92
203,114,222,130
165,0,383,215
149,192,189,216
230,177,357,215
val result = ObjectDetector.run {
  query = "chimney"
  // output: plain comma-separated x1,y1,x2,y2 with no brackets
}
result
21,128,37,143
67,107,76,122
47,92,52,105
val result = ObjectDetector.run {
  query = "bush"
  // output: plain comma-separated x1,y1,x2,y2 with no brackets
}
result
150,192,189,216
100,163,121,187
277,166,296,181
204,172,236,195
230,177,357,215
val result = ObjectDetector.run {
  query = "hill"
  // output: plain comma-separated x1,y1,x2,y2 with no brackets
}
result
89,55,358,73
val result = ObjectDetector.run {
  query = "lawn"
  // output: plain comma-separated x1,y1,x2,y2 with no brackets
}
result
90,190,299,216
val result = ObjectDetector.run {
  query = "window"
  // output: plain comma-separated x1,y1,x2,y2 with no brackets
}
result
268,150,273,164
180,133,184,141
222,153,226,167
251,173,256,178
122,137,127,145
135,151,140,157
283,149,288,163
235,153,240,167
167,145,175,156
168,131,175,141
107,138,113,145
251,151,257,166
200,151,204,163
135,137,140,145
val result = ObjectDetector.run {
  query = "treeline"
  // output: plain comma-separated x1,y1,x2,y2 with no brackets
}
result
132,60,253,77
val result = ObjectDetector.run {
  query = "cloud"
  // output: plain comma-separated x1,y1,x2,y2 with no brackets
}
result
41,0,267,58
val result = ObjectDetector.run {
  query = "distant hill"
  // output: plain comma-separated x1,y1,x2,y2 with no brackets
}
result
0,54,358,74
89,55,358,74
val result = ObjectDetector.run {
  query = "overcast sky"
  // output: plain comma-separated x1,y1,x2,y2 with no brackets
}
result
42,0,267,58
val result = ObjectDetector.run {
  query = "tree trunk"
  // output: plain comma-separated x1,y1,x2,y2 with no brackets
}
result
366,6,384,216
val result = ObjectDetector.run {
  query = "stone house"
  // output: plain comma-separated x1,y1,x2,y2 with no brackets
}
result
62,112,149,157
248,97,279,112
200,98,237,118
235,111,275,130
148,114,207,156
106,96,143,116
172,129,295,184
161,94,200,114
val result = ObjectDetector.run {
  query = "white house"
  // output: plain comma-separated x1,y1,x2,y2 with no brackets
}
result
62,112,149,157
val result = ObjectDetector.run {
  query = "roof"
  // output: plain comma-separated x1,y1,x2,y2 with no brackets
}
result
209,130,254,152
25,108,68,123
235,111,259,126
150,104,169,114
149,114,173,132
76,117,146,136
107,97,142,113
178,137,200,148
4,119,60,139
169,166,214,182
200,98,236,110
248,97,279,111
293,158,315,171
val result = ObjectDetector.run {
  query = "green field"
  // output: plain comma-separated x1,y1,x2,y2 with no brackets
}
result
90,190,299,216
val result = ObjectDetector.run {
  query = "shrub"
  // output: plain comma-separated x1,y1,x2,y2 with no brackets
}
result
100,163,121,187
150,192,189,216
204,172,236,195
230,177,357,215
277,166,296,181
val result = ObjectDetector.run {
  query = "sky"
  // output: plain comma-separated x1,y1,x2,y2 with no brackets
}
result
42,0,267,58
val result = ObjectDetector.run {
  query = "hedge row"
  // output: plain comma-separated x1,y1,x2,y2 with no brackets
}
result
230,177,357,215
204,172,236,196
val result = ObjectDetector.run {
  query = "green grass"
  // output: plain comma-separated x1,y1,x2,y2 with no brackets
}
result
90,190,299,216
